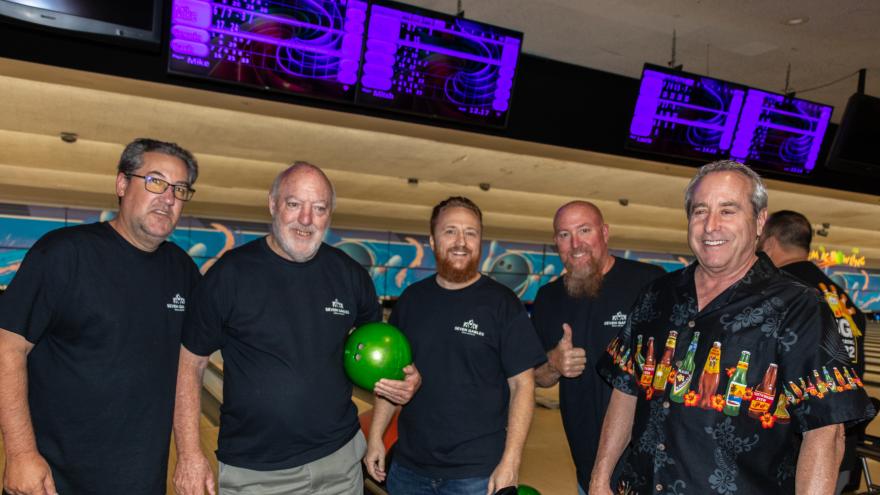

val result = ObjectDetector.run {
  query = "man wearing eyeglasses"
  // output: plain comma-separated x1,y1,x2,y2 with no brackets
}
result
0,138,200,495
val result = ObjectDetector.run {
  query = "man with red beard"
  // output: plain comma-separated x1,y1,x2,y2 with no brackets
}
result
532,201,663,494
364,197,546,495
0,138,200,494
173,162,420,495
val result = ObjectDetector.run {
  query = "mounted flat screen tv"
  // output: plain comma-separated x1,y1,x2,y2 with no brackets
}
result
626,64,746,162
730,89,832,175
0,0,162,44
356,0,522,127
168,0,367,103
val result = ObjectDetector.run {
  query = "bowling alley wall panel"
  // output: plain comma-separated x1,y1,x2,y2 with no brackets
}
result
1,202,879,311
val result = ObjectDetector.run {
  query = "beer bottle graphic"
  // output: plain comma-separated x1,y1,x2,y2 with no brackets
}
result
799,378,813,399
619,348,632,373
805,377,818,397
697,342,722,409
850,368,864,388
844,367,857,389
833,367,847,389
639,337,656,390
670,332,700,403
652,331,678,395
788,381,804,401
634,335,645,374
822,367,837,393
608,336,621,364
748,363,777,418
784,385,800,405
723,350,751,416
813,370,829,394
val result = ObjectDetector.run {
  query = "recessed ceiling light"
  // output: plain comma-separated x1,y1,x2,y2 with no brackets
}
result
783,16,809,26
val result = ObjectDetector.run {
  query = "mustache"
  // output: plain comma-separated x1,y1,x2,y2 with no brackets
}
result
286,223,318,233
446,246,473,255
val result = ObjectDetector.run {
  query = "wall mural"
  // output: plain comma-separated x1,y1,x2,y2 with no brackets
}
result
1,203,878,311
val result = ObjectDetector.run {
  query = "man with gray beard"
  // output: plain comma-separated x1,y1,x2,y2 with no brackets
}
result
532,201,663,494
172,162,420,495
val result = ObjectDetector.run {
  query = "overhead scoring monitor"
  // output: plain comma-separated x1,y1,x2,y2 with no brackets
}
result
730,89,832,175
168,0,367,103
627,64,833,176
627,64,746,162
356,0,522,127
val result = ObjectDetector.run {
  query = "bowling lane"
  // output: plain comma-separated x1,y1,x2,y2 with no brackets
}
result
855,321,880,493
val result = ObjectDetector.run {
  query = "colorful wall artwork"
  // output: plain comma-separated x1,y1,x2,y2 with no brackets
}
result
2,203,878,311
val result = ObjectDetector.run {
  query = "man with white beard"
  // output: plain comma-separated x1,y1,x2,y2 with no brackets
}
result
172,162,420,495
532,201,663,494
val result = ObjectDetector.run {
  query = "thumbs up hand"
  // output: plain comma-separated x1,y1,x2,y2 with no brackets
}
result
548,323,587,378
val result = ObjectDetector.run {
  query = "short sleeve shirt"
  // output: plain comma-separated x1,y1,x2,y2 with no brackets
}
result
532,257,664,489
182,239,381,470
599,253,875,494
0,222,200,494
390,275,547,478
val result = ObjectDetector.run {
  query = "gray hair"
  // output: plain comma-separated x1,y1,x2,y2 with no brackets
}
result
118,138,198,185
684,160,767,217
270,161,336,210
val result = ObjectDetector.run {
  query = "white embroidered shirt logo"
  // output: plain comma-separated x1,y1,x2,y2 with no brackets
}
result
325,299,350,316
454,319,484,337
603,311,628,328
167,293,186,312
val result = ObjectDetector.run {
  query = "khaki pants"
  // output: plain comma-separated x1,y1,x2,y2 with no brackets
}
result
219,431,367,495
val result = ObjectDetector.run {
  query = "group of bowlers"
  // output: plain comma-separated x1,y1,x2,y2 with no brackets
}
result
0,137,872,495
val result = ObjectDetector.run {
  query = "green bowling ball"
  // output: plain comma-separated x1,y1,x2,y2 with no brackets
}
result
518,485,541,495
344,322,412,391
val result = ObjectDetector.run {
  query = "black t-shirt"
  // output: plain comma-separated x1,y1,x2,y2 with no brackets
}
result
0,222,200,495
389,275,546,479
182,239,381,471
532,257,663,489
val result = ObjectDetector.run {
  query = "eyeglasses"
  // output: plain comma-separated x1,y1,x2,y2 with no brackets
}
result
126,173,195,202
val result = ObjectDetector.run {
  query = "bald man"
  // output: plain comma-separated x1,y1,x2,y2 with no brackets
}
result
172,162,420,495
532,201,663,494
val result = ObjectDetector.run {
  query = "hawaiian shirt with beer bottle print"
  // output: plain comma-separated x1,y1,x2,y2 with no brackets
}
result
599,253,875,495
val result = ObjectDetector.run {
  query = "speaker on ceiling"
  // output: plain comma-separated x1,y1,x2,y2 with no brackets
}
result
825,92,880,177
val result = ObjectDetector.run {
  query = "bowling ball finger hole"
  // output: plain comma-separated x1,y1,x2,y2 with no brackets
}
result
357,343,365,350
354,354,361,361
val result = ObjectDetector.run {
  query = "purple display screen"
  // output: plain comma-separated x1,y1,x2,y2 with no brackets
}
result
627,66,746,161
356,1,521,127
168,0,367,103
730,89,832,175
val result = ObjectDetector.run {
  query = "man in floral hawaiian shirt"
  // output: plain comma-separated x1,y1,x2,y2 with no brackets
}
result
589,160,875,495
